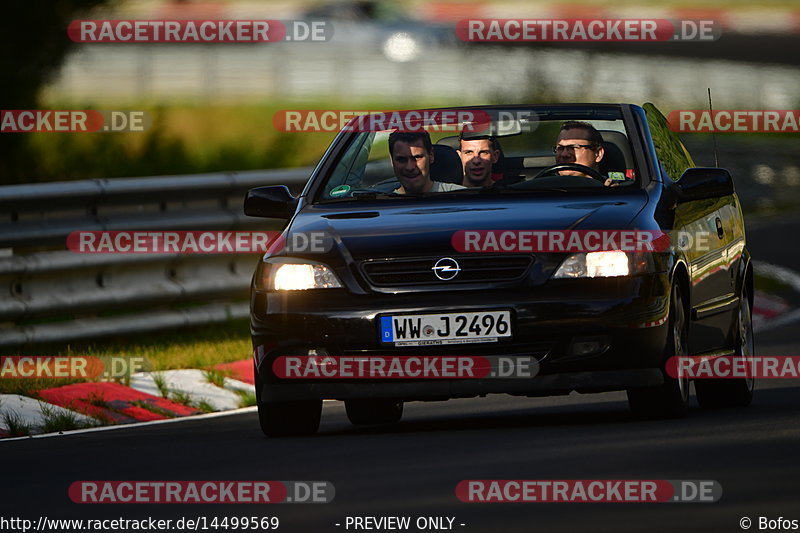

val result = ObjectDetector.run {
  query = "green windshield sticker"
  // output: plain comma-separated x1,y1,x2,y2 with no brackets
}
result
330,184,351,197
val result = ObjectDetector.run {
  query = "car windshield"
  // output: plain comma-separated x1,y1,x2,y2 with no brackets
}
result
315,106,639,202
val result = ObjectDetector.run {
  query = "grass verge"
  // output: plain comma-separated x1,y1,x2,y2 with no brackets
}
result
1,411,32,437
38,403,99,433
0,319,251,397
234,389,258,409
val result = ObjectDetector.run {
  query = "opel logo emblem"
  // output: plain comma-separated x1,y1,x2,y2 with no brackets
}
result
433,257,461,281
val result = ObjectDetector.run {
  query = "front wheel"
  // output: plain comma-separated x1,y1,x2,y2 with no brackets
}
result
695,287,755,408
255,363,321,436
627,282,690,419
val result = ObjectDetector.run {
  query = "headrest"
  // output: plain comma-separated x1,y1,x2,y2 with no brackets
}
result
431,144,464,184
597,130,633,175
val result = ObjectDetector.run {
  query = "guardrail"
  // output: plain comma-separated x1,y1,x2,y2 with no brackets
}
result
0,169,311,347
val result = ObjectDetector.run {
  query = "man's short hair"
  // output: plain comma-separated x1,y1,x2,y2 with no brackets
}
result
557,121,603,147
388,130,433,156
458,132,499,152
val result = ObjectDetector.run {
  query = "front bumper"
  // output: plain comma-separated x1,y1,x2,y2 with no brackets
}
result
257,368,665,402
251,274,672,402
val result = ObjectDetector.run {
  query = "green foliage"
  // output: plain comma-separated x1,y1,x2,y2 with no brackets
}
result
38,402,97,433
6,99,452,184
169,390,194,407
235,389,257,408
2,411,32,437
19,113,307,183
152,373,170,399
196,399,216,413
204,370,228,388
0,0,110,181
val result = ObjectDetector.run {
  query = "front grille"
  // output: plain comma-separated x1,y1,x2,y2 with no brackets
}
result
360,255,533,286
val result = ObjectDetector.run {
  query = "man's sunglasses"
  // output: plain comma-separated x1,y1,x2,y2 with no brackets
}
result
553,144,597,153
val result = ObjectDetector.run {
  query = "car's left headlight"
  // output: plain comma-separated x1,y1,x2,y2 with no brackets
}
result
257,261,344,290
553,251,641,278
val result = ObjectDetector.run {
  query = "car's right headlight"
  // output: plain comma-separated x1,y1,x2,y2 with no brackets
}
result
552,251,652,278
257,260,343,291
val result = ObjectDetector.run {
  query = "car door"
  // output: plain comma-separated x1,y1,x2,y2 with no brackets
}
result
644,103,735,354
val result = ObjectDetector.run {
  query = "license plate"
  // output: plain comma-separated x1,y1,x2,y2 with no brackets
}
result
379,311,512,346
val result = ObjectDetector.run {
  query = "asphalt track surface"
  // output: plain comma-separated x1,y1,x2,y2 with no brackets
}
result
3,216,799,533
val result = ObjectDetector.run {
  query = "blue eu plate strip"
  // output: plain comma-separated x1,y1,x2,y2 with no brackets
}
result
380,316,394,343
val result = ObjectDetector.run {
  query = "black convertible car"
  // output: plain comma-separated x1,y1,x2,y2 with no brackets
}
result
245,103,754,436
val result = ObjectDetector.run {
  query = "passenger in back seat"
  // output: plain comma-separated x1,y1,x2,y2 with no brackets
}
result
389,131,466,194
457,132,501,187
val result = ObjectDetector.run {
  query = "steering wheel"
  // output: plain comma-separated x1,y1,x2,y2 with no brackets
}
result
366,177,400,193
533,164,606,183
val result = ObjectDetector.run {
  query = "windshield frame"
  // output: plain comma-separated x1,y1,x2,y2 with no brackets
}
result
306,104,649,205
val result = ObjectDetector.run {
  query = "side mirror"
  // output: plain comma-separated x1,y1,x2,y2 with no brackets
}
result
677,168,734,202
243,186,298,219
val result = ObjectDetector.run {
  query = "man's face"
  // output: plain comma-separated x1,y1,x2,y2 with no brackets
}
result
458,138,499,187
555,131,604,177
391,140,434,194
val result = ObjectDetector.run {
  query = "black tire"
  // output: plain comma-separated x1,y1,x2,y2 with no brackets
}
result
345,399,404,425
627,282,690,419
255,363,322,436
695,287,755,408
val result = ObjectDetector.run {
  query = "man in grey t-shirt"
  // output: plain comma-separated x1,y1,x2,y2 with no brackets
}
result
389,130,466,194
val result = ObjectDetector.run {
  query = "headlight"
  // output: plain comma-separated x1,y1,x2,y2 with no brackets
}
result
553,251,632,278
259,261,343,290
